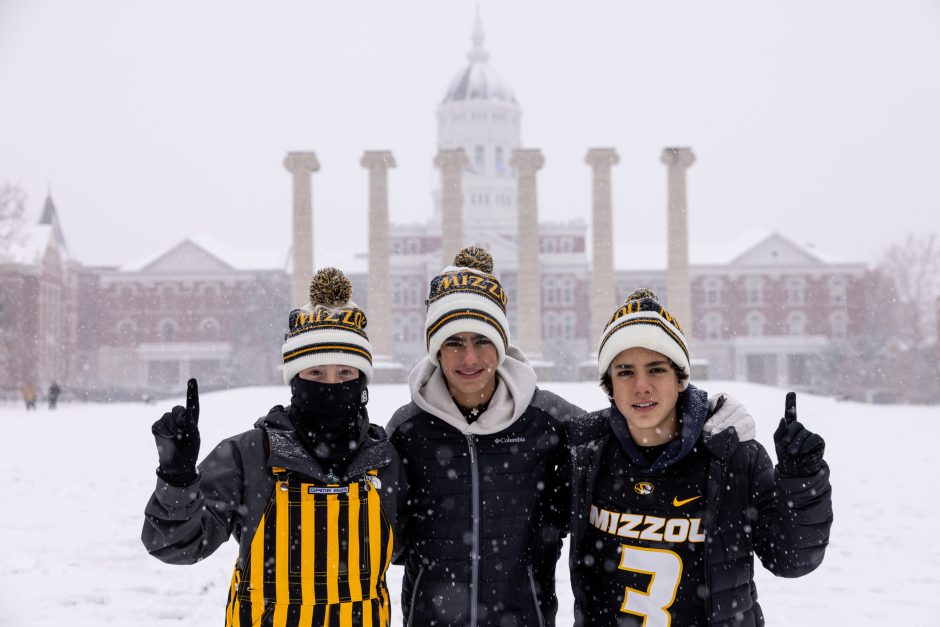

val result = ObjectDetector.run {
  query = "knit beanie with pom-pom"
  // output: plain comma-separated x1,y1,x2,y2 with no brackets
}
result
424,246,510,366
281,267,373,384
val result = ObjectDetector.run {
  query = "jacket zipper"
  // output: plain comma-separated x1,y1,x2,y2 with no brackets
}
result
466,432,481,627
527,564,546,627
406,565,425,627
703,456,726,622
361,478,371,572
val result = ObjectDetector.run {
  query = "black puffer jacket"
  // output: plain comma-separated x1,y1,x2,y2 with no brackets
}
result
569,386,833,626
388,350,582,627
142,406,407,568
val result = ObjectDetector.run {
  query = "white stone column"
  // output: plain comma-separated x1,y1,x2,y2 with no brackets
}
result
283,151,320,308
435,148,469,265
661,147,695,332
586,148,620,344
511,148,545,358
360,150,395,359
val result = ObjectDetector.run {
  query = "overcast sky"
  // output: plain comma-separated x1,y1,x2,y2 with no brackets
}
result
1,1,938,268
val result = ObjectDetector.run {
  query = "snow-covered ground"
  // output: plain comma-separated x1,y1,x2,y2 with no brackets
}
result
1,381,938,626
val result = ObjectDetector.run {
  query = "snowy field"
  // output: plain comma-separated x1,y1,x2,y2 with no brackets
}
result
1,380,938,626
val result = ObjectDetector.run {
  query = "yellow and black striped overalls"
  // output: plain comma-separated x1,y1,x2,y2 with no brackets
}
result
225,467,394,627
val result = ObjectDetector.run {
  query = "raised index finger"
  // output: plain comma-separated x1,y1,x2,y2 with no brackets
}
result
784,391,797,424
186,378,200,421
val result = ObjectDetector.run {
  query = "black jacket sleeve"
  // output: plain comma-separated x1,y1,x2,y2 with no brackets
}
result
747,442,833,577
141,434,250,565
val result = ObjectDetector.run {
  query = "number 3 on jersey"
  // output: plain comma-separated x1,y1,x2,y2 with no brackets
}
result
618,545,683,626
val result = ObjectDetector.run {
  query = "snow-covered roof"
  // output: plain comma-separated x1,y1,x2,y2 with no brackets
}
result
121,234,287,273
312,249,368,276
614,229,850,271
1,224,58,266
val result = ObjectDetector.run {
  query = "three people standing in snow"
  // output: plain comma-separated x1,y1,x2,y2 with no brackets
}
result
142,268,407,626
142,250,830,627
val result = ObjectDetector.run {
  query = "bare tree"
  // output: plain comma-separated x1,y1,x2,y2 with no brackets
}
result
878,233,940,403
880,232,940,347
0,183,27,260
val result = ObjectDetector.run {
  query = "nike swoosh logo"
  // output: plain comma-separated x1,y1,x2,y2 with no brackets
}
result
672,495,702,507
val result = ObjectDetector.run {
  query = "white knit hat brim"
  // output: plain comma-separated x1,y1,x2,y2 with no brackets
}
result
425,291,509,366
598,313,691,391
282,327,373,384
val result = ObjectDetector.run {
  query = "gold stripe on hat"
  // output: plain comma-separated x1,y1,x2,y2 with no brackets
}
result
283,343,373,364
598,317,689,361
426,309,508,348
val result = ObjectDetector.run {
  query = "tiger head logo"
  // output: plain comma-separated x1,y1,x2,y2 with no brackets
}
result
634,482,654,495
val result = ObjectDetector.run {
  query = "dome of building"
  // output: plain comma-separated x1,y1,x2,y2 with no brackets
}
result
441,11,517,105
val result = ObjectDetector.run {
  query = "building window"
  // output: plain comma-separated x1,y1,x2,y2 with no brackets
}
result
191,359,221,381
159,319,178,342
704,278,722,306
543,313,557,339
200,317,221,339
830,311,848,338
704,312,723,340
786,277,806,305
160,285,176,305
475,145,485,171
545,239,556,253
561,238,572,253
829,276,846,305
392,281,402,306
200,285,219,299
787,354,811,386
561,279,574,305
544,279,557,306
745,278,764,305
562,312,575,339
787,311,806,336
495,146,505,174
116,319,137,344
409,314,423,342
148,360,180,388
746,312,765,337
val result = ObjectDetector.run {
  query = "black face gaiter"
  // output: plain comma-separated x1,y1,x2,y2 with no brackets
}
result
288,375,370,476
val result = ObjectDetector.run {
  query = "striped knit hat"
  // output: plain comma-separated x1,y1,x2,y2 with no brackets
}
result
281,267,373,384
597,288,691,390
425,246,510,366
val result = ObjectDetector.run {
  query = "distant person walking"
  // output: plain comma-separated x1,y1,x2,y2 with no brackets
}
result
23,384,38,411
47,382,61,410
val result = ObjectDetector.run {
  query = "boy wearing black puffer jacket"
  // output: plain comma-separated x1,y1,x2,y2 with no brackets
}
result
569,289,832,626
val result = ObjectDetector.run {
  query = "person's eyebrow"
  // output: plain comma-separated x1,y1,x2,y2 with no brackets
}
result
614,360,669,370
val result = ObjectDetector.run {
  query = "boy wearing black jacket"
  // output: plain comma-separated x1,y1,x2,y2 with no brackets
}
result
569,289,832,626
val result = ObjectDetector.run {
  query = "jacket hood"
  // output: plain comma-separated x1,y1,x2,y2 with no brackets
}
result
407,344,537,435
609,384,710,473
255,407,393,482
